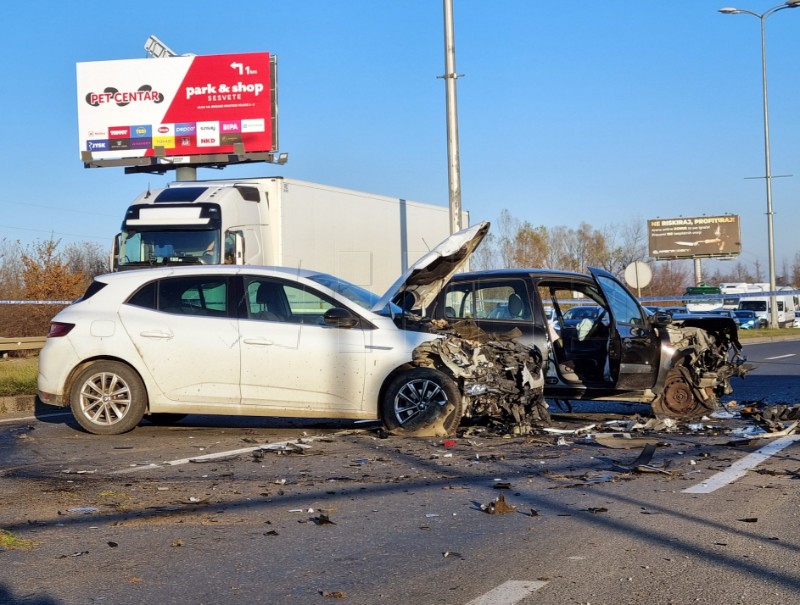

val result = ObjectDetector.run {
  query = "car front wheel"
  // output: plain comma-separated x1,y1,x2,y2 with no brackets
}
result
381,368,462,436
69,361,147,435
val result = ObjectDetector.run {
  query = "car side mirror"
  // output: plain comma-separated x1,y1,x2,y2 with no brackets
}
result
324,307,360,328
651,311,673,327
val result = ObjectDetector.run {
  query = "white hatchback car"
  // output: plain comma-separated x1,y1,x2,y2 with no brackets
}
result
38,223,488,435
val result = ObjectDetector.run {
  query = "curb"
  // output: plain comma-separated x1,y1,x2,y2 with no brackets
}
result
0,395,38,415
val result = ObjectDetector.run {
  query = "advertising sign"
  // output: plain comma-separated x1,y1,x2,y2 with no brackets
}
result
648,215,741,260
76,52,276,164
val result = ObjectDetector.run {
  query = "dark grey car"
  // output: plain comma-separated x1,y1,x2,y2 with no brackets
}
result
424,267,748,419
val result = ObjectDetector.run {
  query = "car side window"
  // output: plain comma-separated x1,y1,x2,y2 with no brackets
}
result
127,276,229,317
244,278,336,325
443,280,530,321
596,275,643,325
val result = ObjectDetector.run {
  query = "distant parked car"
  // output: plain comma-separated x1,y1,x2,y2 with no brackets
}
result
734,310,760,330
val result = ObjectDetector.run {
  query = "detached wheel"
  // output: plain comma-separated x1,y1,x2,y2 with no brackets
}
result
381,368,462,436
652,367,706,419
69,361,147,435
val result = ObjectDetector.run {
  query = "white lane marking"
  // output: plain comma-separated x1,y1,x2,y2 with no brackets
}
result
765,354,796,360
111,433,342,475
465,581,548,605
683,435,800,494
0,412,71,424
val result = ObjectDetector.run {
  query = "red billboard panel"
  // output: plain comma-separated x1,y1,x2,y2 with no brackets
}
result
77,52,277,164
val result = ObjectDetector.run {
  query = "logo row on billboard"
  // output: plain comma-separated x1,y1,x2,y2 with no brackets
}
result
85,119,266,152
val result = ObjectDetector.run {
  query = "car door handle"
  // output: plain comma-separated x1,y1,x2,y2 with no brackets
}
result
140,331,173,339
243,338,275,346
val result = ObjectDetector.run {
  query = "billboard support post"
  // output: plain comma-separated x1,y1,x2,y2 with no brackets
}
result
694,258,703,286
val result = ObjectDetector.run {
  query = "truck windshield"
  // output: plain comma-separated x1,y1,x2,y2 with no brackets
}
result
739,300,767,312
118,229,220,268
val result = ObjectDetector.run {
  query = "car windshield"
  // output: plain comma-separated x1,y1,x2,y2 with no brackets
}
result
307,272,401,314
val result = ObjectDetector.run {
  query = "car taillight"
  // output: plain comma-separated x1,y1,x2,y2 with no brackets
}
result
48,322,75,338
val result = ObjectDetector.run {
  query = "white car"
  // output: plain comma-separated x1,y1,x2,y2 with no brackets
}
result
38,223,488,435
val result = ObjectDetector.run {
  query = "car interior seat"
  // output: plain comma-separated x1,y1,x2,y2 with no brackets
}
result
254,283,287,321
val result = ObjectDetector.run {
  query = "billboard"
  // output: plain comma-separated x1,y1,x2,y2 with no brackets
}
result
76,52,277,166
648,215,741,260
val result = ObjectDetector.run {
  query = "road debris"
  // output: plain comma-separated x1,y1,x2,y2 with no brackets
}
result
443,550,464,558
57,551,89,558
481,493,517,514
312,514,336,525
320,591,346,599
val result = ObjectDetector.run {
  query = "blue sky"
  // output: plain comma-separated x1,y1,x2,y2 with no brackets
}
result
4,1,800,277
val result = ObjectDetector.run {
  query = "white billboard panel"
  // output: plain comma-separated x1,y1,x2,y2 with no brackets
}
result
76,52,276,163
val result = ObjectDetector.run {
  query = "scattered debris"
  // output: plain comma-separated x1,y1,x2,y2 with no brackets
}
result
443,550,463,559
737,517,758,523
57,551,89,558
171,539,184,547
252,442,312,460
312,514,336,526
320,591,346,599
493,481,512,490
586,507,608,514
481,493,517,514
66,507,98,514
543,424,596,435
594,434,662,449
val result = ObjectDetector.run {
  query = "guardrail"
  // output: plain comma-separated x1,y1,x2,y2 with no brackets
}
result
0,336,47,353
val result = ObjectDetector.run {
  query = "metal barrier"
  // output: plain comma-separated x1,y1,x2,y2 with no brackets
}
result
0,336,47,352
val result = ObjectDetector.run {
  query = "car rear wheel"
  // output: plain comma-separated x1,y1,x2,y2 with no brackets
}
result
69,361,147,435
381,368,462,436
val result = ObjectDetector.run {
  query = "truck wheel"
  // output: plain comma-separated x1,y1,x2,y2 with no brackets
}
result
381,368,462,436
69,361,147,435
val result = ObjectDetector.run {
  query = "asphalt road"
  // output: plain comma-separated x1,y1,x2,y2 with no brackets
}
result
0,340,798,605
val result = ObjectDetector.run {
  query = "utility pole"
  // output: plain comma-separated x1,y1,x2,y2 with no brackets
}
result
442,0,462,233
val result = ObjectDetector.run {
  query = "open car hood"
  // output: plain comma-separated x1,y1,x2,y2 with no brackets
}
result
370,221,490,314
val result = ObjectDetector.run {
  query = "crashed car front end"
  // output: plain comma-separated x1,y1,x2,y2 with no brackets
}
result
652,314,749,419
410,320,549,434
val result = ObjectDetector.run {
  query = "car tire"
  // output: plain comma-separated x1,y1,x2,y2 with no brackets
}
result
69,361,147,435
381,368,462,436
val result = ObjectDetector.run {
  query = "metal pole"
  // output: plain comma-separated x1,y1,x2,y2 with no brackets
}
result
443,0,462,233
176,166,197,182
719,2,800,327
693,258,703,286
759,16,780,328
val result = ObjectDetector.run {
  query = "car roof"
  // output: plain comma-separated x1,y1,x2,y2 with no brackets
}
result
453,268,590,280
93,265,324,286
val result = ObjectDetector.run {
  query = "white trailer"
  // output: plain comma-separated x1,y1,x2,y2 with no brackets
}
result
113,177,464,293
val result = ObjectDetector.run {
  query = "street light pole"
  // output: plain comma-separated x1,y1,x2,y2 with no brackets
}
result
719,1,800,329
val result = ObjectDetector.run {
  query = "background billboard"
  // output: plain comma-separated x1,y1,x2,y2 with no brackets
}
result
648,215,741,260
76,52,277,166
